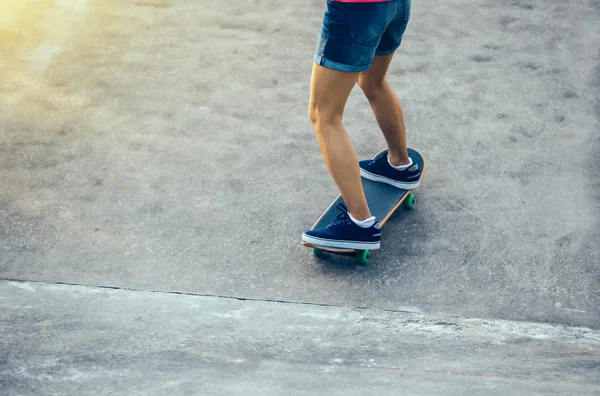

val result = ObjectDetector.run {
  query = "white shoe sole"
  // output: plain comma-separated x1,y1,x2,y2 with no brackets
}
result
360,168,421,190
302,234,381,250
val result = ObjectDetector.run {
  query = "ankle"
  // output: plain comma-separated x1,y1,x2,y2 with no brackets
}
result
347,207,372,222
349,212,376,228
388,152,411,167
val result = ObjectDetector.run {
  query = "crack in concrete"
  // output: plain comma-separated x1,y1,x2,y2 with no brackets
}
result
0,277,425,315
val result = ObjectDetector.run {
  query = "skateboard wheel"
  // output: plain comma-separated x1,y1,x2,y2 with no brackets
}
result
404,193,415,209
356,250,370,265
313,248,325,257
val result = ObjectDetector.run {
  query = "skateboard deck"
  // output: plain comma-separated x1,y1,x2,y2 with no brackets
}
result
302,148,426,264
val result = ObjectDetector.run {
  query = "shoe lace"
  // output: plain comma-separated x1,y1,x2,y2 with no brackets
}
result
373,154,388,167
332,203,351,226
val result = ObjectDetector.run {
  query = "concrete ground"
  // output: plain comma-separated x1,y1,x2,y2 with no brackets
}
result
2,281,600,395
1,0,599,394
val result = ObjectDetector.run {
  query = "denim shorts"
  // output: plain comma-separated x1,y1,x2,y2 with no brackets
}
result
314,0,411,72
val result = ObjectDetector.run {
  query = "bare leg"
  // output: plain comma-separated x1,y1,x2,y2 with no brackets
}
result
358,53,410,167
308,63,372,221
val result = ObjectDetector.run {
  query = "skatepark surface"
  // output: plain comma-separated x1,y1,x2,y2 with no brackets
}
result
1,0,599,394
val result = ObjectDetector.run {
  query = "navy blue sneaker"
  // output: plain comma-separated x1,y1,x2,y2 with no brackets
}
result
302,204,381,250
359,150,421,189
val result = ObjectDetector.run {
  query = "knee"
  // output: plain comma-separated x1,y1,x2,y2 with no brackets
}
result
308,102,319,126
359,78,386,101
308,102,342,129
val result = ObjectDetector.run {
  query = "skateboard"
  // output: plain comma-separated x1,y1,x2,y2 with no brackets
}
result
302,148,426,264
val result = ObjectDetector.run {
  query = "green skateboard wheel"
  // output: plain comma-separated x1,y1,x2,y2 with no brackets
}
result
356,250,370,265
313,248,325,257
404,193,415,209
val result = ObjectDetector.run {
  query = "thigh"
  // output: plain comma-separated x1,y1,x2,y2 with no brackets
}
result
309,63,358,120
358,53,395,89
